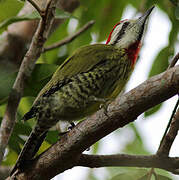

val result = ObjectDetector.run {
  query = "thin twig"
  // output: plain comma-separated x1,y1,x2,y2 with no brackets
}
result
157,107,179,156
76,154,179,175
158,99,179,152
0,0,58,165
168,52,179,69
43,20,95,52
27,0,42,16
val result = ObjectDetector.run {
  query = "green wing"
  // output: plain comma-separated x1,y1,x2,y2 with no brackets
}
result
34,44,124,103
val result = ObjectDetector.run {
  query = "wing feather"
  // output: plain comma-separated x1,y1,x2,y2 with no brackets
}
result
33,44,124,105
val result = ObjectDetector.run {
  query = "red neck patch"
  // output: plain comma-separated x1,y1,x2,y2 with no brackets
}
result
126,41,141,67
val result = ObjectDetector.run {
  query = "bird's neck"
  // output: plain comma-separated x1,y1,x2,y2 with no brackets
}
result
125,41,141,67
110,39,141,67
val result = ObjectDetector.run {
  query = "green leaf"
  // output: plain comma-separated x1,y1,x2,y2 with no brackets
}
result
0,69,16,103
128,1,141,9
37,140,51,155
155,169,173,179
13,121,32,136
0,96,8,105
111,170,171,180
0,11,40,30
92,141,100,154
45,130,58,144
0,63,58,105
97,0,128,42
8,134,21,154
175,6,179,20
0,8,74,31
0,0,23,22
137,173,148,180
110,169,148,180
122,124,149,155
87,169,98,180
136,172,171,180
148,47,170,77
146,46,174,116
7,121,32,154
156,174,172,180
43,20,69,64
79,0,128,42
68,26,92,53
2,149,17,166
24,63,58,97
56,8,77,19
31,63,58,81
144,103,162,117
169,0,178,6
168,19,179,46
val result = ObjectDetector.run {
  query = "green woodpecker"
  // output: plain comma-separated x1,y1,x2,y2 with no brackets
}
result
11,6,154,175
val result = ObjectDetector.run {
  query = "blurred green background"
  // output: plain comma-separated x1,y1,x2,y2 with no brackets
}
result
0,0,178,179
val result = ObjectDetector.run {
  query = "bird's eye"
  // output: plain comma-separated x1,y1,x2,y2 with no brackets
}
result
115,22,130,40
123,22,130,28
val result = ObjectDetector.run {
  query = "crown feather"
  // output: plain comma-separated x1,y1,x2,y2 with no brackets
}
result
106,20,128,44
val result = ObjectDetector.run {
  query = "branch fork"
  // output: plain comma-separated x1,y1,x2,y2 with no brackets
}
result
0,0,58,165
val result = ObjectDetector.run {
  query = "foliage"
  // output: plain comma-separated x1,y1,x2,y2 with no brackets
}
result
0,0,178,179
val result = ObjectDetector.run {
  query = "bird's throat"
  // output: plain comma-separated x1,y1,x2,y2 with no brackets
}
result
125,41,141,67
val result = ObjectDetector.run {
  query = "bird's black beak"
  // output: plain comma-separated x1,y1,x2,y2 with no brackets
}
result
137,6,155,25
135,6,154,41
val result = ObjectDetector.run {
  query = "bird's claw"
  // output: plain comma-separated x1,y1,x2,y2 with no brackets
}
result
90,96,113,117
68,122,75,130
100,103,109,117
58,122,75,136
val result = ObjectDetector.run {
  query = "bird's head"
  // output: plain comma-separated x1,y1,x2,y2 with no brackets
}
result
106,6,154,65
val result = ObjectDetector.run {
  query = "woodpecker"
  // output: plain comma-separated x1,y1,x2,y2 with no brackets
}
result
11,6,154,176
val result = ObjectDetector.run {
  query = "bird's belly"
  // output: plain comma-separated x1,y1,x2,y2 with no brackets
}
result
55,100,100,121
39,61,131,122
50,83,103,121
50,74,126,121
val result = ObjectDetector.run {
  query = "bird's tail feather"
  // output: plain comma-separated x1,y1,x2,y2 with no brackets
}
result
10,126,47,176
22,106,37,121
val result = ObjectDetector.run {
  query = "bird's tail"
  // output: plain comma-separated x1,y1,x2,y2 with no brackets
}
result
23,106,37,121
10,126,47,176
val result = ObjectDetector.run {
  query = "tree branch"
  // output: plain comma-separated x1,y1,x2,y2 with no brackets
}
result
27,0,42,15
0,0,58,164
43,20,95,52
76,154,179,174
14,65,179,179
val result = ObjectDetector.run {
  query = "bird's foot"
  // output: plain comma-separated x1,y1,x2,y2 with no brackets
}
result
68,122,75,130
58,122,75,136
90,96,113,117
